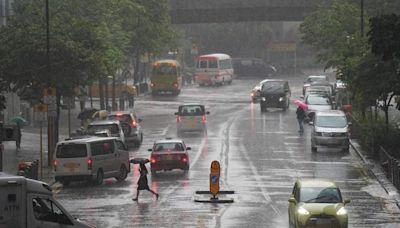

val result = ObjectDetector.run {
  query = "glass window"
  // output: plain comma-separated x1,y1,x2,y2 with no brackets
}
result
261,81,285,93
116,141,126,151
91,140,114,156
152,64,177,75
219,59,232,70
154,143,184,152
179,105,204,116
306,96,330,105
198,60,207,69
87,124,120,135
315,115,347,128
208,60,218,68
299,187,342,203
32,197,72,224
56,144,87,158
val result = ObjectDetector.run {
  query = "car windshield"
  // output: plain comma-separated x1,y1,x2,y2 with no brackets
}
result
306,96,330,105
300,187,342,203
56,144,87,158
179,105,204,116
108,114,132,123
262,81,284,93
87,124,120,135
154,143,184,152
307,77,327,83
316,115,347,128
308,86,331,94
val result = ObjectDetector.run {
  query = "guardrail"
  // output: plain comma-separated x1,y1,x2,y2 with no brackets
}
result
379,147,400,190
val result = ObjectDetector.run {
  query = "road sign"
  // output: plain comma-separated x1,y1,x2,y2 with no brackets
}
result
210,160,221,198
268,43,297,52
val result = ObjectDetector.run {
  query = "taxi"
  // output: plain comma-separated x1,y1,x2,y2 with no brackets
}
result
149,138,190,175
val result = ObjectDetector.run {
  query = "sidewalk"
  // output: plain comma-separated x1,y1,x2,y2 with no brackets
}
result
350,139,400,209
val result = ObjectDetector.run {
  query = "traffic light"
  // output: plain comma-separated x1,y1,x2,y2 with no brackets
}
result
0,95,5,111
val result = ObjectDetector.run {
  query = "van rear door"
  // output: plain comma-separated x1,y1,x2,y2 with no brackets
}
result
0,182,24,228
55,143,89,176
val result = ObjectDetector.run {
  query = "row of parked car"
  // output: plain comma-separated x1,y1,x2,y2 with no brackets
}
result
53,103,211,186
250,75,352,153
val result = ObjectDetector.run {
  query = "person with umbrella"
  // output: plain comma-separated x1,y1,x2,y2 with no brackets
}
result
132,162,159,201
10,113,26,150
294,100,307,133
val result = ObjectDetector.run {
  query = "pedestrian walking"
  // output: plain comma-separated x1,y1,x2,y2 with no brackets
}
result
132,163,159,201
296,106,306,133
15,122,22,149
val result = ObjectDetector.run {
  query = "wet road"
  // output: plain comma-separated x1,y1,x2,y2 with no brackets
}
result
55,74,400,228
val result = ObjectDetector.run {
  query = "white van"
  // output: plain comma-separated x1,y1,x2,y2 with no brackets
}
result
54,137,130,186
195,53,234,86
0,172,95,228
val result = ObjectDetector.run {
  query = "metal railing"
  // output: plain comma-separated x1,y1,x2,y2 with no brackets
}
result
379,147,400,190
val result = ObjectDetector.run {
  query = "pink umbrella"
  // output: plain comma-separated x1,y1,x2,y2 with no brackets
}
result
293,99,308,110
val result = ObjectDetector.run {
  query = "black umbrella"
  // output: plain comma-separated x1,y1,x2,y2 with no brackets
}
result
77,108,98,120
130,158,150,164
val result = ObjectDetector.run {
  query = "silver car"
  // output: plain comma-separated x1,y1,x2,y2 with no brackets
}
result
87,120,126,145
108,111,143,146
175,104,209,135
304,94,333,121
311,110,350,152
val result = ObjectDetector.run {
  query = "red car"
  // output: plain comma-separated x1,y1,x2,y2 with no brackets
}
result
149,138,190,174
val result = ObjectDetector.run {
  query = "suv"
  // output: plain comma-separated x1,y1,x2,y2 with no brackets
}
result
311,110,350,152
259,79,291,112
108,111,143,146
174,104,209,135
87,120,126,145
149,138,191,175
54,137,130,185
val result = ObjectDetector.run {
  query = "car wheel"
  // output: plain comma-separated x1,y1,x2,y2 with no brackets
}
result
115,165,128,181
93,169,104,185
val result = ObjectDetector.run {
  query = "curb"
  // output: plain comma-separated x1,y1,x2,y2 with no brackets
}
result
350,139,400,208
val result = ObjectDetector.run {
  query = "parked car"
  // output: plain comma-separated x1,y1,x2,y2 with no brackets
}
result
149,138,190,175
232,58,276,77
310,110,350,152
259,79,291,112
54,137,130,185
303,75,329,95
304,94,334,121
175,104,209,135
87,120,126,145
107,111,143,146
288,179,350,228
250,79,269,102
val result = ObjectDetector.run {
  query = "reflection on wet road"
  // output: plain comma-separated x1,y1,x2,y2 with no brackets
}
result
55,76,400,228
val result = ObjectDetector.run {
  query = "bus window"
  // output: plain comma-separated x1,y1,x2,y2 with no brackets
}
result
199,60,207,69
209,60,218,68
220,59,232,70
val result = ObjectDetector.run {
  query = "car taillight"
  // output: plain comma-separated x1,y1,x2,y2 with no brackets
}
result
202,115,206,123
131,120,137,128
52,160,57,171
151,156,157,164
176,115,182,122
87,158,93,170
181,155,188,163
150,83,155,87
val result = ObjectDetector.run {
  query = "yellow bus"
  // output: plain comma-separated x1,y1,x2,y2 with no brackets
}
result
150,59,183,96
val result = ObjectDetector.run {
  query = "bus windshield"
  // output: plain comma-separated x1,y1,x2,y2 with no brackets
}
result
152,64,177,75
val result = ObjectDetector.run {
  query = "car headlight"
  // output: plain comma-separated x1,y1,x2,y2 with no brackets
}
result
261,97,266,101
279,97,284,102
336,207,347,215
297,207,310,215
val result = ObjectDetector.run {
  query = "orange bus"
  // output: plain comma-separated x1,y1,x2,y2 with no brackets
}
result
150,60,183,96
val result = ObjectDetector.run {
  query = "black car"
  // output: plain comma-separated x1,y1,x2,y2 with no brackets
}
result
259,80,291,112
232,58,276,77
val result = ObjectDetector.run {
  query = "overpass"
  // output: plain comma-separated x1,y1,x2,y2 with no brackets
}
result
170,0,331,24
